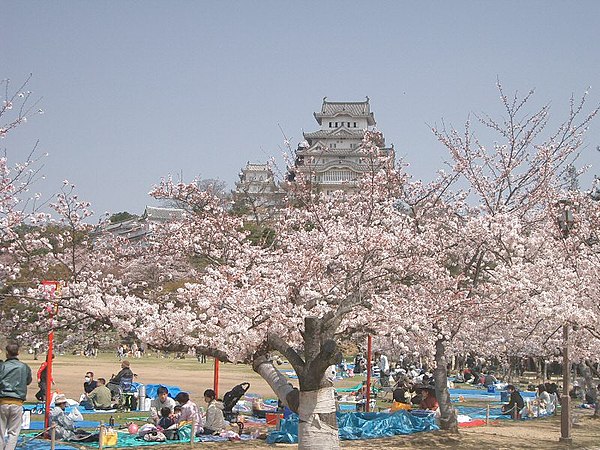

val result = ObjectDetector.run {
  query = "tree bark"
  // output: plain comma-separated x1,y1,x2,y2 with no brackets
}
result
434,338,458,432
254,316,342,449
542,359,548,382
579,362,597,413
253,355,300,412
584,361,600,418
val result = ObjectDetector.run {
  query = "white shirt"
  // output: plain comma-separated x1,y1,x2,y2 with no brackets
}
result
379,355,389,373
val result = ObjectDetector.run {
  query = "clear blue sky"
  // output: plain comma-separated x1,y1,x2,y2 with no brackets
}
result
3,1,599,216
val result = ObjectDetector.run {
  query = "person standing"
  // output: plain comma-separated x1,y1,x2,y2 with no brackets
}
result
35,354,54,402
0,343,33,450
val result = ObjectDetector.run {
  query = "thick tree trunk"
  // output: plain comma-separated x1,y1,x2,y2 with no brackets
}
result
253,355,300,411
254,317,342,449
542,359,548,382
580,362,596,405
297,387,338,449
583,361,600,418
434,338,458,432
533,358,542,381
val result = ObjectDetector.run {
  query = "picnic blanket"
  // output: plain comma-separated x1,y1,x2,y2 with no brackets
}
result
450,388,536,401
26,420,109,430
17,435,78,450
267,410,439,444
143,384,182,399
336,383,363,393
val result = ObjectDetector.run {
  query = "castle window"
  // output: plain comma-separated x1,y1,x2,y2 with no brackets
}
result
353,122,357,127
335,122,338,127
347,122,351,127
329,122,333,128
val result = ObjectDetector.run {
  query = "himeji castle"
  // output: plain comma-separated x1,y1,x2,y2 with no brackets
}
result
290,97,394,193
236,97,394,208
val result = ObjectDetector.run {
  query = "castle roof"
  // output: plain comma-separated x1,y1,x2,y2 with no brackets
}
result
314,97,376,126
303,129,365,140
143,206,185,221
242,162,272,172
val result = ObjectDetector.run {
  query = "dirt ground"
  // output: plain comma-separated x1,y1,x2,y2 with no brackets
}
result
20,352,600,449
150,414,600,449
20,352,280,401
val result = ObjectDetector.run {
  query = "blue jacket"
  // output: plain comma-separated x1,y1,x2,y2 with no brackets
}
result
0,357,33,401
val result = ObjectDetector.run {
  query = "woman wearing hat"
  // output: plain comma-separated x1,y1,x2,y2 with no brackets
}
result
50,394,82,440
51,394,98,442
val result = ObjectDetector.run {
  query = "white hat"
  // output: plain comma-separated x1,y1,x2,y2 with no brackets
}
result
54,394,68,405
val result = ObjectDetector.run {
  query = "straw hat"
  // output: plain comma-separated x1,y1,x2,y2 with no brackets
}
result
54,394,68,405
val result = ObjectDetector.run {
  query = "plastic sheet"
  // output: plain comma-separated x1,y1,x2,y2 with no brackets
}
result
17,436,78,450
449,388,536,401
143,384,182,399
267,410,439,444
27,420,108,430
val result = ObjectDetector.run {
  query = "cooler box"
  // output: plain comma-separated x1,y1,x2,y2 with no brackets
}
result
265,413,284,426
487,385,496,393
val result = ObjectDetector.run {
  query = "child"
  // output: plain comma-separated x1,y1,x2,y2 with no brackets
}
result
158,406,175,430
172,405,182,421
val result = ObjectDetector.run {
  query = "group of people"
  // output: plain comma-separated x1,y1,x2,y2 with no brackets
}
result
388,379,439,412
502,383,560,419
117,343,143,360
37,360,135,411
148,386,228,437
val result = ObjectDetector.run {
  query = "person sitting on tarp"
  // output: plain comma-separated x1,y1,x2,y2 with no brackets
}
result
51,394,98,442
174,392,204,435
502,385,524,419
150,386,176,424
85,378,113,410
419,386,439,411
158,406,175,429
391,382,413,411
199,389,227,435
83,372,97,395
483,372,498,387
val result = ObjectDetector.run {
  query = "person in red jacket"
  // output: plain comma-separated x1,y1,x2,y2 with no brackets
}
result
34,354,54,402
419,386,439,411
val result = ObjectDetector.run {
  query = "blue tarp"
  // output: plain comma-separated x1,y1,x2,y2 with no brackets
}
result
143,384,182,399
18,435,78,450
456,406,509,420
24,404,117,415
449,388,536,400
27,420,110,430
267,411,439,444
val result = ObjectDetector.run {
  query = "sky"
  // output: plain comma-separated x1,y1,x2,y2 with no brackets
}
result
2,0,600,216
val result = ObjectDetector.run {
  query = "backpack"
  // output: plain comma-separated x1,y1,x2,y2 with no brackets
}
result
143,431,166,442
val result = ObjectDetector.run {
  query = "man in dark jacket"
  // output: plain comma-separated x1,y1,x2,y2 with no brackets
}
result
502,384,525,419
0,343,33,450
83,372,98,394
107,360,134,399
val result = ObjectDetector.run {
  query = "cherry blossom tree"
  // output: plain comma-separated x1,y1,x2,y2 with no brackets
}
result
427,83,599,429
0,76,46,288
130,133,440,448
